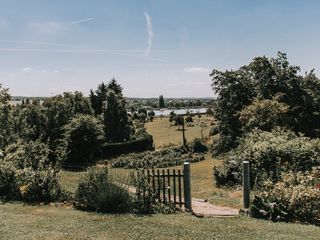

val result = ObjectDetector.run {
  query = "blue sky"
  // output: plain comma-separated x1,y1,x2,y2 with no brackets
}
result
0,0,320,97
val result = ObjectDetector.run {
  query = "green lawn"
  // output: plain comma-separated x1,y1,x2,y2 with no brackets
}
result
59,155,242,209
145,116,214,149
1,202,319,240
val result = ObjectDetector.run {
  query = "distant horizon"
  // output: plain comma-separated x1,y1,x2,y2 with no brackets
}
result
10,94,215,99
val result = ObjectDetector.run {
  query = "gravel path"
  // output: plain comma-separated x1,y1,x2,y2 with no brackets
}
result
191,198,239,217
126,185,239,217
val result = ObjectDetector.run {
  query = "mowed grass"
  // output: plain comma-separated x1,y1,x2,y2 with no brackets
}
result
145,116,241,208
145,116,214,149
164,154,242,209
1,202,320,240
59,156,241,208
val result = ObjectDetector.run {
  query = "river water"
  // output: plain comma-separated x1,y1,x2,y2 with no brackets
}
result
152,108,207,116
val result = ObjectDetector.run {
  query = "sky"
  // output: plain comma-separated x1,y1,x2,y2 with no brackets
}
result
1,0,320,97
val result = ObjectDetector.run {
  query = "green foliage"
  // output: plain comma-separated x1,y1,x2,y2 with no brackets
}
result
101,134,154,158
13,104,48,141
75,167,132,213
191,138,208,153
43,91,93,142
211,52,320,154
43,92,93,164
0,84,14,149
148,110,155,122
4,139,54,170
111,146,205,169
90,82,108,115
210,67,254,153
169,111,176,124
158,95,165,108
0,161,20,200
103,90,132,142
213,129,320,187
17,167,62,202
185,114,193,124
239,98,289,132
250,170,320,226
1,140,62,202
90,79,123,116
63,114,104,166
174,115,184,130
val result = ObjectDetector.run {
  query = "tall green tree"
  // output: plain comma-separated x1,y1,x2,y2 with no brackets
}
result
90,78,123,116
14,104,48,142
211,52,320,154
64,114,104,166
158,95,165,108
0,84,13,149
90,82,108,115
103,90,132,142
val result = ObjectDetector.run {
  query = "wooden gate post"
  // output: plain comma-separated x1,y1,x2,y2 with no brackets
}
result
183,162,192,211
243,161,250,209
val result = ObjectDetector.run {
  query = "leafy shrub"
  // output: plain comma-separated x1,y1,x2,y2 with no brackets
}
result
4,139,52,169
75,167,132,213
191,138,208,153
250,170,320,226
2,140,62,202
16,167,62,202
0,161,20,200
239,98,289,133
111,146,205,169
213,128,320,187
64,114,104,166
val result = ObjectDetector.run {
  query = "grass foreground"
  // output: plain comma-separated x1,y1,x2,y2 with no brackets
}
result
1,202,320,240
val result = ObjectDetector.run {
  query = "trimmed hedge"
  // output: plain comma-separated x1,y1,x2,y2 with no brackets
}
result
111,146,205,169
101,134,154,158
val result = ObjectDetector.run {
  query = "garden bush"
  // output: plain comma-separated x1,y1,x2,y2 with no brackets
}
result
63,114,104,166
213,128,320,188
111,146,205,169
250,169,320,226
2,140,62,202
75,167,132,213
191,138,208,153
0,161,20,200
16,168,62,202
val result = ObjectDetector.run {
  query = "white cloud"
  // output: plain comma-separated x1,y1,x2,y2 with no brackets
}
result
69,18,94,25
21,67,33,72
184,67,210,73
143,11,154,56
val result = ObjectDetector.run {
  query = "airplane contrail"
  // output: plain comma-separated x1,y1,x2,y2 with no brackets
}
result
69,18,94,25
143,12,154,56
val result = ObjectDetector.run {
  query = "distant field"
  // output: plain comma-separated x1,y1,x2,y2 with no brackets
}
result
145,116,214,149
1,202,320,240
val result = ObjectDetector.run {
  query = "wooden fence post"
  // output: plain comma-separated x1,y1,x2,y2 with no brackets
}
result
243,161,250,209
183,162,192,211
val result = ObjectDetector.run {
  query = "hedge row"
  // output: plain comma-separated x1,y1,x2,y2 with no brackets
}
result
111,146,205,169
101,134,154,158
